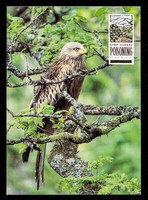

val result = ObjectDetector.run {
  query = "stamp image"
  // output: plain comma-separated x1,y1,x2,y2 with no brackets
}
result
109,14,134,64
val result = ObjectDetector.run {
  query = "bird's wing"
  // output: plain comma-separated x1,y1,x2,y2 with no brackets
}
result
30,64,69,109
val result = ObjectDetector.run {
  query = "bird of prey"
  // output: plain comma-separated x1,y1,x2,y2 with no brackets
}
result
22,42,87,190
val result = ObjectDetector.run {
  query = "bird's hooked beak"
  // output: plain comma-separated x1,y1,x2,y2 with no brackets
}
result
79,49,88,55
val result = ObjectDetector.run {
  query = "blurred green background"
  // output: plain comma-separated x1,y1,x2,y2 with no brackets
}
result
7,6,140,194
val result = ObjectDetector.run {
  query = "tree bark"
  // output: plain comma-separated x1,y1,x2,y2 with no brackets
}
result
48,120,100,194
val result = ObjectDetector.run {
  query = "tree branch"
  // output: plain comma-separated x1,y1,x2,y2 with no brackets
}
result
7,107,63,119
83,104,141,118
7,105,140,145
7,64,51,80
6,61,110,88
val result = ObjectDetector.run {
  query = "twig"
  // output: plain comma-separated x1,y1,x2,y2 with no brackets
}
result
75,21,92,33
7,108,15,117
93,48,108,62
25,54,33,82
89,109,140,137
67,115,90,134
93,30,105,55
7,64,51,80
7,107,63,119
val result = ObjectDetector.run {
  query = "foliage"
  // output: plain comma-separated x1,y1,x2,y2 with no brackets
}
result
59,156,141,194
7,6,140,194
8,102,67,135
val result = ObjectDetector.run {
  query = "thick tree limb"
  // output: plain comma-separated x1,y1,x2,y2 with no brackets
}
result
83,104,141,119
7,105,140,145
48,140,97,194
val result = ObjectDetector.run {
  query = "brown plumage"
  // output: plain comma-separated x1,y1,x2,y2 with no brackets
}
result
22,42,87,190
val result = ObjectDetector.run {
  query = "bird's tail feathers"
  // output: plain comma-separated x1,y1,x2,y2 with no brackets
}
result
22,147,31,162
36,144,46,190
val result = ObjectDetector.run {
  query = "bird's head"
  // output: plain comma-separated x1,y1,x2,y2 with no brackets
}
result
59,42,87,59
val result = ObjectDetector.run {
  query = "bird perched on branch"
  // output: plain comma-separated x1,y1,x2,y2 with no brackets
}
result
22,42,87,190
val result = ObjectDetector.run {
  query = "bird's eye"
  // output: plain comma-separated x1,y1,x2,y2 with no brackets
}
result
73,47,80,51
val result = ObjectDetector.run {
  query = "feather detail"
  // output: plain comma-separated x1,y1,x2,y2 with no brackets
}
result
36,144,46,190
22,147,31,162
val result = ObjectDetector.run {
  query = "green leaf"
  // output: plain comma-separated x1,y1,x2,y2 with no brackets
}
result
7,13,12,20
52,121,65,129
95,7,107,17
15,116,21,120
21,108,30,114
58,118,65,123
7,120,16,132
43,105,54,114
49,117,55,124
37,102,54,114
62,13,75,21
18,143,28,154
62,10,77,21
25,122,37,135
68,106,74,115
35,117,44,127
123,6,131,12
52,124,59,129
75,15,87,22
19,123,27,130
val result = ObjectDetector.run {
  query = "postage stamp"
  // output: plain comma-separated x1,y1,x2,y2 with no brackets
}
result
108,14,134,64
